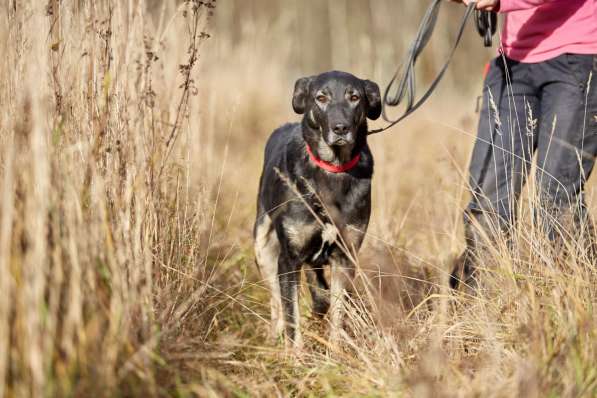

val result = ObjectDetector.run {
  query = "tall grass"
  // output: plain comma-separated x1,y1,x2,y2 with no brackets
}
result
1,1,596,397
1,1,221,396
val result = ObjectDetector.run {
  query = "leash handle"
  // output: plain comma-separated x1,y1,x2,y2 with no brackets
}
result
368,1,476,136
475,10,497,47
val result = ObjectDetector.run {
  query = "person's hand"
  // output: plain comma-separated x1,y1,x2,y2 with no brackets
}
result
473,0,499,11
448,0,499,12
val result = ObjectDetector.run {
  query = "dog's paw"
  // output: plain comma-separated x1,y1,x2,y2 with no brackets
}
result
311,297,330,318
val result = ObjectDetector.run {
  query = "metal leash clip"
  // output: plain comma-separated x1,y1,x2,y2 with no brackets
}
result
475,10,497,47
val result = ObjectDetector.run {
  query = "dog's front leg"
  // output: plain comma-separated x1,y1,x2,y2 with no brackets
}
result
329,255,355,347
278,252,303,349
254,216,285,341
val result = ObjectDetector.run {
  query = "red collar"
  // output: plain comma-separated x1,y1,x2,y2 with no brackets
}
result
305,144,361,173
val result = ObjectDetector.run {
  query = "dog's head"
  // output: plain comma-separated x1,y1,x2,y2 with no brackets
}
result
292,71,381,148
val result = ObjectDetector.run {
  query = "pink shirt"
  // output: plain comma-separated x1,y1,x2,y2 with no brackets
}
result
499,0,597,62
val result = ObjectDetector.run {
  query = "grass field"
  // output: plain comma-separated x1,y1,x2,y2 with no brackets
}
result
1,1,595,397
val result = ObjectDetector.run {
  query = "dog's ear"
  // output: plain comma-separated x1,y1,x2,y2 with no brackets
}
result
364,80,382,120
292,76,314,115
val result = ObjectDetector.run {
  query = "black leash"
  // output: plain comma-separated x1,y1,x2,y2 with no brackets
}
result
368,1,489,136
475,9,498,47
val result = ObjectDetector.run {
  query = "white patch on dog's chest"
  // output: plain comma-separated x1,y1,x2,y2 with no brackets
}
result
312,223,337,262
285,220,319,249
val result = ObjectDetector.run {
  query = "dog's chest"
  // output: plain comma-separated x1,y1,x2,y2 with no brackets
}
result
283,173,370,261
308,174,370,221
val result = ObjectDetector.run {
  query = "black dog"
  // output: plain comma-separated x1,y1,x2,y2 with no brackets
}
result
253,71,381,347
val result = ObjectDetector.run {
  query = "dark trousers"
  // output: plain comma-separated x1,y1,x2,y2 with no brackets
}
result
452,53,597,288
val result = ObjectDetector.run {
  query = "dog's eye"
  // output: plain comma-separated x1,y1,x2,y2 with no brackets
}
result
350,95,360,102
316,95,328,103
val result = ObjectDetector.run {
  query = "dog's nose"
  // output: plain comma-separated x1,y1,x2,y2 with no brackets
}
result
332,123,348,134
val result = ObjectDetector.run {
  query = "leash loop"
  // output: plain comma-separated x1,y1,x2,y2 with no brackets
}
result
475,10,498,47
368,1,477,136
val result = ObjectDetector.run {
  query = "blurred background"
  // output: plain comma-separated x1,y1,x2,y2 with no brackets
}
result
205,0,494,91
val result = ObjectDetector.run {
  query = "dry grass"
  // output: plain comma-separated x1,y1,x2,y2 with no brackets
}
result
1,1,595,397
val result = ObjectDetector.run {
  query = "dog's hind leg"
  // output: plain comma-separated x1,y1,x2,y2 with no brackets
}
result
254,214,284,341
306,267,329,317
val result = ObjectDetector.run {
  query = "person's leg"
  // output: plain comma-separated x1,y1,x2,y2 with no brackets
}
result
534,54,597,248
451,56,539,289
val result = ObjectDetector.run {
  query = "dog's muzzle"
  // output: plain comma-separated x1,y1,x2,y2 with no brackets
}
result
326,124,355,147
